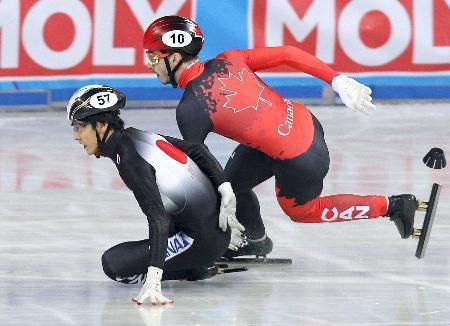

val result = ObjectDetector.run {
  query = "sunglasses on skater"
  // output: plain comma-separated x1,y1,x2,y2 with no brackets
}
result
145,51,170,67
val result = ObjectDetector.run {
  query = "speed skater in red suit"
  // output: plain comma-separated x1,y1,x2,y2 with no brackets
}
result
142,16,418,257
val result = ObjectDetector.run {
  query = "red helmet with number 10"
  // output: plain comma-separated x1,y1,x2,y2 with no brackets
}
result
143,16,204,56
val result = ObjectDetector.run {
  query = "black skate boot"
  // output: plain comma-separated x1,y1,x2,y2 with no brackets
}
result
222,235,273,259
162,264,219,281
185,264,219,281
386,194,418,239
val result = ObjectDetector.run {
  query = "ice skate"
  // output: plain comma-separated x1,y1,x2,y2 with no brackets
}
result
219,235,291,264
413,183,441,259
185,264,219,281
222,234,273,258
186,263,247,280
386,194,418,239
387,184,441,259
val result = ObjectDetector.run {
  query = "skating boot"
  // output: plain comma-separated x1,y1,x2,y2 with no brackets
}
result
185,264,219,281
222,234,273,259
386,194,417,239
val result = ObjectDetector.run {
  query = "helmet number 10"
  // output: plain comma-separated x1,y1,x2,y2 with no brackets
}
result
171,33,184,45
162,30,192,48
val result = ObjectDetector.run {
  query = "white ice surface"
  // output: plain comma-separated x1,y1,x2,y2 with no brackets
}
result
1,103,450,325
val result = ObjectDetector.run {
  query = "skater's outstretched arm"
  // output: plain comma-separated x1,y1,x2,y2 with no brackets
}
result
221,47,375,114
116,136,173,305
221,46,338,83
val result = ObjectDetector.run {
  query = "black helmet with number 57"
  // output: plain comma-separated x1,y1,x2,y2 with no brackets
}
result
66,84,126,125
67,85,126,158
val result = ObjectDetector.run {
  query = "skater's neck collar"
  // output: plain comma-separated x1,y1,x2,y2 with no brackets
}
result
178,60,203,89
101,129,122,160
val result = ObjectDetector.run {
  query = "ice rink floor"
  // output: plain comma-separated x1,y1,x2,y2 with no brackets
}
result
1,103,450,325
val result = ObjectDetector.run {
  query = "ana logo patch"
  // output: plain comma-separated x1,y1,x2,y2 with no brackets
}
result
165,231,194,261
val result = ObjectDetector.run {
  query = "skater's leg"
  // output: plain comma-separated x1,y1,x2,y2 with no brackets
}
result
101,239,151,284
102,221,230,283
224,144,273,240
275,114,390,224
235,191,265,239
277,190,389,223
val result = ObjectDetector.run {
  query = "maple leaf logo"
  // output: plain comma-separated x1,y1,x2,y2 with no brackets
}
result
218,68,272,113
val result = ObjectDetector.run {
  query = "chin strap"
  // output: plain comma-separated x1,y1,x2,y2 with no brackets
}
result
163,55,186,88
94,124,113,158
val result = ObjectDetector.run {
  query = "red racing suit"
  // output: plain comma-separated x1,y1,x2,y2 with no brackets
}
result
176,46,387,224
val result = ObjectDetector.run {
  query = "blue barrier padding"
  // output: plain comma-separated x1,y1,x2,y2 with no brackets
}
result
51,88,79,102
6,74,450,90
1,76,449,106
0,82,19,90
49,85,320,104
357,75,450,86
118,87,184,101
275,85,323,98
0,91,48,105
372,85,450,99
8,77,158,90
50,86,184,103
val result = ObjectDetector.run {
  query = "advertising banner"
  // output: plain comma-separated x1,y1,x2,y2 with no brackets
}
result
1,0,449,80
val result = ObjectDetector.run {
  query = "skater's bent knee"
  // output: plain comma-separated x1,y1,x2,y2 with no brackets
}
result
279,200,319,223
289,214,306,223
101,252,116,281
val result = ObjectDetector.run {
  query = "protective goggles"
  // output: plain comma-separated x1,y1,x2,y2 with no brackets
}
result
145,51,170,67
72,121,87,133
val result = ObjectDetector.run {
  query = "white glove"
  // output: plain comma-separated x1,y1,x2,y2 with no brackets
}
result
228,224,248,251
228,215,245,233
332,74,375,114
132,266,173,306
218,182,238,232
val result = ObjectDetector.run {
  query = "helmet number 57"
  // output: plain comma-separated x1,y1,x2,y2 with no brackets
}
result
89,91,118,109
97,94,109,106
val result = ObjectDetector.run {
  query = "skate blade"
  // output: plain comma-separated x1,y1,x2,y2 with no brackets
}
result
218,256,293,264
217,264,248,274
414,183,441,259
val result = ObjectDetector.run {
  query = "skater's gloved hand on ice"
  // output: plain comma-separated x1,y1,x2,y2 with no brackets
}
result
132,267,173,306
218,182,239,232
228,224,248,251
228,215,245,233
332,74,375,114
